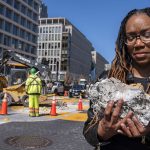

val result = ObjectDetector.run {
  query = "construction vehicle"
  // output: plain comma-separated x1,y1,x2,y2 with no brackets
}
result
0,50,51,106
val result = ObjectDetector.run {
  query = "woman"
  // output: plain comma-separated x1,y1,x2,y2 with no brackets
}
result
83,7,150,150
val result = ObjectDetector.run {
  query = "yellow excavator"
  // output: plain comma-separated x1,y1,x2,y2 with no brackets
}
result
0,50,51,106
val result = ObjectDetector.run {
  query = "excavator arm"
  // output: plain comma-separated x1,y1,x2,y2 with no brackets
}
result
0,50,50,78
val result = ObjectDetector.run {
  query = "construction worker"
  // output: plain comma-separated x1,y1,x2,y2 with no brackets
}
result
25,68,42,117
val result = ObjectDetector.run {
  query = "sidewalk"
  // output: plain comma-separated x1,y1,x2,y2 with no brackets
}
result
0,98,93,150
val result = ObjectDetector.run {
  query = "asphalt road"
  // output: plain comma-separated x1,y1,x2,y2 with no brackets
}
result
0,98,93,150
0,120,93,150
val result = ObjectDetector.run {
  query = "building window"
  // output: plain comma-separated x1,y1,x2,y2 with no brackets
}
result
45,34,48,41
18,40,24,50
31,46,36,54
43,27,46,33
13,12,20,23
38,43,41,49
58,34,61,40
6,8,12,19
0,19,3,29
38,50,41,56
20,29,25,38
5,21,12,33
25,44,30,52
46,27,48,33
4,35,11,46
32,35,37,43
21,4,26,14
51,27,54,33
49,27,52,33
38,35,41,41
62,43,68,49
27,20,32,30
0,33,3,44
27,9,32,18
26,32,31,41
14,0,20,10
58,42,60,48
33,13,38,21
51,43,54,49
21,17,26,26
13,25,19,36
0,47,2,54
33,24,37,33
12,38,18,48
28,0,33,6
6,0,13,5
42,43,44,49
0,4,4,15
39,27,42,33
33,1,39,11
58,27,61,33
52,34,54,40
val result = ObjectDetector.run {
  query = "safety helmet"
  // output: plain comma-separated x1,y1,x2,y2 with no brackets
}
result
29,68,37,75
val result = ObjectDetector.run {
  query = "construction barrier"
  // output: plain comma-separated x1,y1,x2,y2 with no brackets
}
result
78,95,83,111
0,93,8,115
50,96,57,116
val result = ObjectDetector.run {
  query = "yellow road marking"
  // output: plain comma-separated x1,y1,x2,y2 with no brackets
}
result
0,117,10,122
46,111,88,122
62,112,87,122
11,106,24,111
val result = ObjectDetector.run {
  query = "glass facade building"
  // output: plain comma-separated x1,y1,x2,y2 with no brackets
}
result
0,0,41,60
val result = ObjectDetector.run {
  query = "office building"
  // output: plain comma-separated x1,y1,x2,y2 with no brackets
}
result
91,50,109,79
38,17,94,82
0,0,41,60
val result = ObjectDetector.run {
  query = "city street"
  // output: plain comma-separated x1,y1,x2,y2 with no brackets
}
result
0,96,93,150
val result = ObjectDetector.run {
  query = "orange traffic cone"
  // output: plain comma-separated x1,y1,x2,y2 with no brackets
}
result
0,93,8,115
50,96,57,116
64,91,68,96
78,95,83,111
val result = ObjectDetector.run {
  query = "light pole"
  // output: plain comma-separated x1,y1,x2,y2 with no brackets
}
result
56,61,59,81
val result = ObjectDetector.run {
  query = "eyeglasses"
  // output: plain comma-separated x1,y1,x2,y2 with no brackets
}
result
124,32,150,46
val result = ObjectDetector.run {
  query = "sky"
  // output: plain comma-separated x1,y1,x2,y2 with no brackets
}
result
43,0,150,63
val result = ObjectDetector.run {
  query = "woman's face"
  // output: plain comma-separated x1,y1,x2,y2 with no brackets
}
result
125,13,150,67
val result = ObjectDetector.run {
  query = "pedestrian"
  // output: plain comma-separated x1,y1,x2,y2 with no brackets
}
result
25,68,42,117
83,7,150,150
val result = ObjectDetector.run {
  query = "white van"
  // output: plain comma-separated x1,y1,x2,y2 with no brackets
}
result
51,81,64,95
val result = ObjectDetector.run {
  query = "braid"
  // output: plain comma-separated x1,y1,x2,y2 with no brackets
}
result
108,7,150,83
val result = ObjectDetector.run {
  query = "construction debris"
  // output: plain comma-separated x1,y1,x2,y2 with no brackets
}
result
89,77,150,126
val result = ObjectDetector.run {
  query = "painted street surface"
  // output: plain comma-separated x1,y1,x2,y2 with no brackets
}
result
0,97,93,150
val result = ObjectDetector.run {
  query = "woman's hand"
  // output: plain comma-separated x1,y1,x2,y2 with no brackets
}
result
97,100,133,140
120,115,150,137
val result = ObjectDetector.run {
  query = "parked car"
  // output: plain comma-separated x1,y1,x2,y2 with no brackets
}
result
69,84,86,98
51,81,64,95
